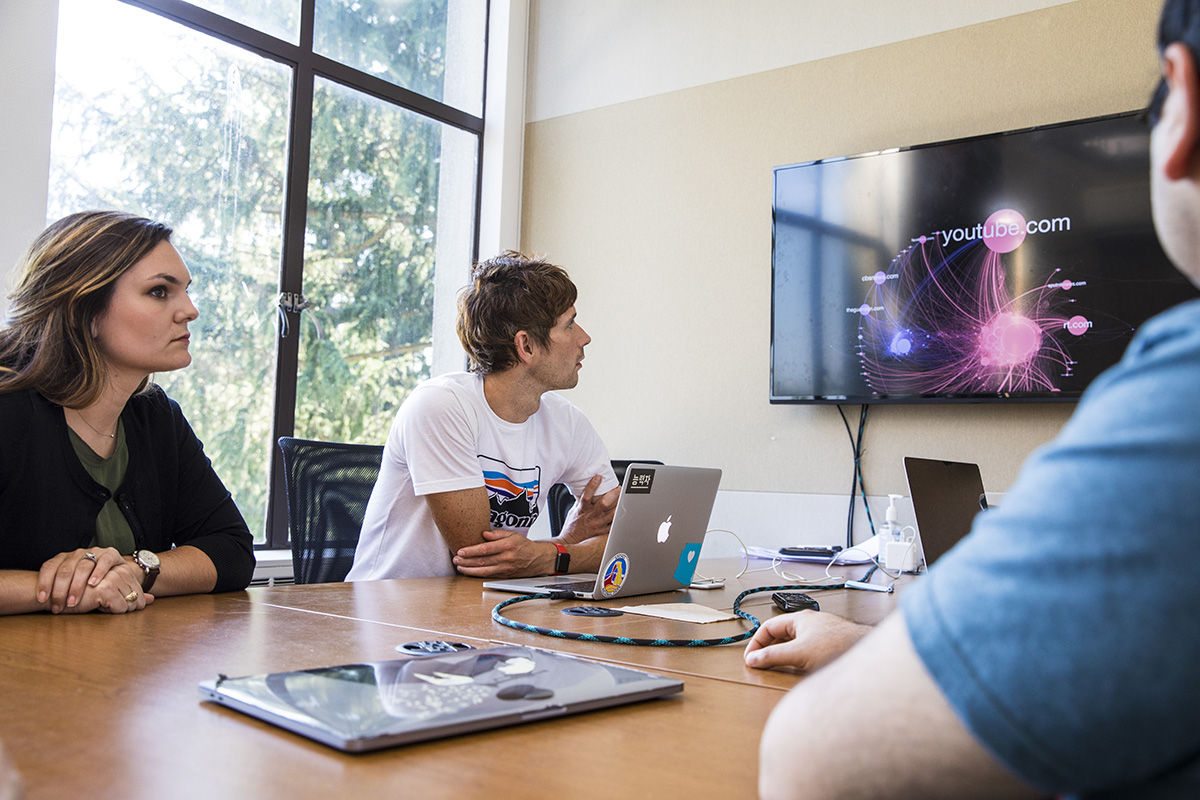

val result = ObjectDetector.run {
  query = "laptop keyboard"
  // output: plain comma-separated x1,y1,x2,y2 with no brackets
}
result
536,580,595,594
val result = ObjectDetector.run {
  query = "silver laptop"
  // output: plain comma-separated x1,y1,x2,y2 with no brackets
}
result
483,463,722,600
903,456,987,569
199,645,682,752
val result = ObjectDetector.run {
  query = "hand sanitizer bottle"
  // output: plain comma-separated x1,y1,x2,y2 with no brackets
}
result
880,494,901,540
881,494,906,570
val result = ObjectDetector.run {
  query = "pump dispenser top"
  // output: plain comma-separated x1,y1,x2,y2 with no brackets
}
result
883,494,903,540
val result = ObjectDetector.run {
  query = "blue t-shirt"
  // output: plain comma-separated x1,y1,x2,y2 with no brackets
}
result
903,298,1200,799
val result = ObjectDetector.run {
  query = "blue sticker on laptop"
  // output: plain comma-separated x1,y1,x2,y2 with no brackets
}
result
673,542,703,585
625,467,655,495
600,553,630,597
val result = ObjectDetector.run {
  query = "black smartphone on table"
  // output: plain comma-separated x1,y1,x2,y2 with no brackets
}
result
771,592,820,613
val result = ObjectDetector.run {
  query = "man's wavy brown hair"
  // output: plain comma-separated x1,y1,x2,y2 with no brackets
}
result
456,251,577,374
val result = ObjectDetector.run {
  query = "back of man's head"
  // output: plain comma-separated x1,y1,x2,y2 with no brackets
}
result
1160,0,1200,58
456,251,578,374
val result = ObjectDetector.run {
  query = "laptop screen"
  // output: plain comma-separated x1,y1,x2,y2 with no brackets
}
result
903,457,987,568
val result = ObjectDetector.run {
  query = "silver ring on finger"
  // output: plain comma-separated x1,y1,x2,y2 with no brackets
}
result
83,552,98,563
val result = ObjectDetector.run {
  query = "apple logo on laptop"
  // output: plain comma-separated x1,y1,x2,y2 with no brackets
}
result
657,515,672,543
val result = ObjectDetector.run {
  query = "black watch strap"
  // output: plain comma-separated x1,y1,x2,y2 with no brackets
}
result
552,543,570,575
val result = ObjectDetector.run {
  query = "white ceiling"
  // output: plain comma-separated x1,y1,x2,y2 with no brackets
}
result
526,0,1080,122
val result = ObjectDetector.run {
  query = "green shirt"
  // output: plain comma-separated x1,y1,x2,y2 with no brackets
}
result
67,420,135,555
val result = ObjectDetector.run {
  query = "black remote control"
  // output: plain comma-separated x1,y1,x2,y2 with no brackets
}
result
778,546,843,558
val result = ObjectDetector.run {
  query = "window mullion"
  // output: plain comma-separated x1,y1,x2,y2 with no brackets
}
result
266,0,317,548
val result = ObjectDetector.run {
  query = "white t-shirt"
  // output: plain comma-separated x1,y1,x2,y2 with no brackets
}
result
346,372,617,580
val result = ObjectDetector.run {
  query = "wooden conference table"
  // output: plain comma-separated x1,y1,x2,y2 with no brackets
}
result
0,557,903,799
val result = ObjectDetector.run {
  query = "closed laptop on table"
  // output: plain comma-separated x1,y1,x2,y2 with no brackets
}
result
199,645,683,752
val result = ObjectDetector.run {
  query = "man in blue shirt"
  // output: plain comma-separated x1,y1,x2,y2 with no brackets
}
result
745,2,1200,797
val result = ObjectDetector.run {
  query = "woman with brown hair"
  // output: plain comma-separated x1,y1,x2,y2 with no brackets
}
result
0,210,254,615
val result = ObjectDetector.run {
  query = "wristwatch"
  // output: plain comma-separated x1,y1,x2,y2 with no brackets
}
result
551,543,571,575
132,549,161,593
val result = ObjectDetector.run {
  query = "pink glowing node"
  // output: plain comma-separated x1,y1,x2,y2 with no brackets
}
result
983,208,1026,254
1061,280,1073,291
980,312,1041,365
1066,315,1090,336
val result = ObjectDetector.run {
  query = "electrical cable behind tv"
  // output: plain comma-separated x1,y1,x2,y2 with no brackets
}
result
837,405,874,550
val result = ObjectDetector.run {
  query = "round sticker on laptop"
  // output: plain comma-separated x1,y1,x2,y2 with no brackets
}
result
600,553,630,597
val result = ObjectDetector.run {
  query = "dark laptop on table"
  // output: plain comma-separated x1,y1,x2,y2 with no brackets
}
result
483,463,722,600
903,456,988,570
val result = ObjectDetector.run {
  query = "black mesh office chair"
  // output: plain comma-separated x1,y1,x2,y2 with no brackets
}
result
277,436,384,584
547,460,663,538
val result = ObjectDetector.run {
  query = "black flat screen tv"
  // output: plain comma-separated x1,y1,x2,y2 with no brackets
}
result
770,111,1200,404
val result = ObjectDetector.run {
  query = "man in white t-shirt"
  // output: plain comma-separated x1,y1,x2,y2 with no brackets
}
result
347,251,621,580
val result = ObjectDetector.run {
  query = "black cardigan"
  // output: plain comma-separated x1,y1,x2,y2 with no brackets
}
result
0,387,255,592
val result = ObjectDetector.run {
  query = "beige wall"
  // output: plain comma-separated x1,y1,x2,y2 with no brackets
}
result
520,0,1162,498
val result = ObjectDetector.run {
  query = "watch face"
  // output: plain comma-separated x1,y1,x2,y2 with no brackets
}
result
137,550,161,569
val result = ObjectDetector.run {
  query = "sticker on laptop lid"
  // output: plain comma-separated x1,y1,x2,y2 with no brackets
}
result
626,467,655,494
673,542,703,585
600,553,630,597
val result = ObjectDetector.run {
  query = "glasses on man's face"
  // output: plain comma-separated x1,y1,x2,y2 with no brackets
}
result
1141,77,1168,127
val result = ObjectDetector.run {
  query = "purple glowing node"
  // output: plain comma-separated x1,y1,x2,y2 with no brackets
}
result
859,304,872,316
874,271,887,285
983,208,1026,254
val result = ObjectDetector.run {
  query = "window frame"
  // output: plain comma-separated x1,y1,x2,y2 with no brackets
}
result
117,0,488,547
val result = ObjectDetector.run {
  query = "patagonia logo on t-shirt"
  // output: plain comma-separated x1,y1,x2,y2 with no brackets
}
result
480,456,541,529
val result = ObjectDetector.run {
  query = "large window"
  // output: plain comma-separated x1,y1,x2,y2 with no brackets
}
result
49,0,486,546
